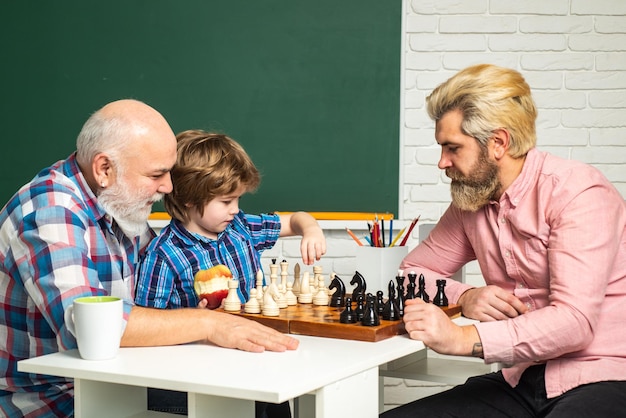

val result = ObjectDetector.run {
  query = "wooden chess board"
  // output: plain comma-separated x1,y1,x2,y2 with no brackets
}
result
220,303,461,342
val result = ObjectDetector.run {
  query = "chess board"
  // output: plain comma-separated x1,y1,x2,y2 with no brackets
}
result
220,303,462,342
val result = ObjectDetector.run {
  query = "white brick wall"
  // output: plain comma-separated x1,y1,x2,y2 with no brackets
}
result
268,0,626,412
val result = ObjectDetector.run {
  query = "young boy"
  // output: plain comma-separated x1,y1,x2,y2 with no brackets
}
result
135,129,326,310
136,129,326,418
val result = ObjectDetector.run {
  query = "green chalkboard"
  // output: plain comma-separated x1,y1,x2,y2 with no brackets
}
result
0,1,401,215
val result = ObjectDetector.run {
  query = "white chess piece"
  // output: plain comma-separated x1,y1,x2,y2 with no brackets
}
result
269,261,279,287
298,271,312,304
285,282,298,306
292,263,301,296
255,270,264,308
280,260,289,294
276,284,288,308
223,279,242,312
244,288,261,314
313,275,329,306
262,283,280,316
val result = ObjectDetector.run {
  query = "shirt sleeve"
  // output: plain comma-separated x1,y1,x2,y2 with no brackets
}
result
400,206,476,303
243,212,281,252
17,206,124,351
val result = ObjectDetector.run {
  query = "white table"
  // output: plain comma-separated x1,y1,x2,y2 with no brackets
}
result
18,334,424,418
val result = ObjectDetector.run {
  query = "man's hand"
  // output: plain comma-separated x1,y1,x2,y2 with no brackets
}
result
403,299,481,356
458,285,528,321
206,311,300,353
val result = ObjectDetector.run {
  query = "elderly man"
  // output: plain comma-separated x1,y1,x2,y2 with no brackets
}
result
382,65,626,417
0,99,298,417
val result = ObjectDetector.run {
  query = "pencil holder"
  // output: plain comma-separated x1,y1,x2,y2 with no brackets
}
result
354,246,409,296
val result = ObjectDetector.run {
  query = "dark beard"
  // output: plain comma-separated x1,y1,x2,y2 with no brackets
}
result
447,148,500,212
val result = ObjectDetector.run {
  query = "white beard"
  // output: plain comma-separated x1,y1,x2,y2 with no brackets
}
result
98,179,162,239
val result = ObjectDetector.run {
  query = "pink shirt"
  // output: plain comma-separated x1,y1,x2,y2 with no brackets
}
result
400,148,626,398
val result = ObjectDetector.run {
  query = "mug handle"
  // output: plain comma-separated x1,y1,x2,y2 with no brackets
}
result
64,305,76,338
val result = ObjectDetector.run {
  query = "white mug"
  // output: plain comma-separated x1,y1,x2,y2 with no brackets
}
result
64,296,124,360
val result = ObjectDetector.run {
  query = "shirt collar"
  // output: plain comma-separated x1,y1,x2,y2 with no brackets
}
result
62,152,110,227
500,148,542,208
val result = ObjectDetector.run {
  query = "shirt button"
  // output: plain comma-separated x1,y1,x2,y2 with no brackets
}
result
500,218,506,224
517,283,525,289
505,251,511,258
525,302,532,310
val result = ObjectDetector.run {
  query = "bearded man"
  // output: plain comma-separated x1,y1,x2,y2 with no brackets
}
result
382,64,626,418
0,99,298,417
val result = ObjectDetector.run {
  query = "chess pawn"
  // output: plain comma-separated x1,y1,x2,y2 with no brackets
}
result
361,293,380,326
376,290,385,316
298,271,312,304
262,284,280,316
313,275,329,306
354,294,365,321
416,273,430,303
285,282,298,306
434,279,448,307
292,262,301,296
313,265,323,284
223,279,242,312
340,297,358,323
244,288,261,314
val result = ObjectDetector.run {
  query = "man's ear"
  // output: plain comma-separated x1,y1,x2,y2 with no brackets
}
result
490,128,510,160
93,153,113,188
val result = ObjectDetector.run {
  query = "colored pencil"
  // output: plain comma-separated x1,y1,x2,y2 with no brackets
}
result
345,228,364,246
389,226,406,247
399,216,420,247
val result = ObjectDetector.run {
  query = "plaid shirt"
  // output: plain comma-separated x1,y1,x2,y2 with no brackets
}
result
0,153,153,417
135,213,281,309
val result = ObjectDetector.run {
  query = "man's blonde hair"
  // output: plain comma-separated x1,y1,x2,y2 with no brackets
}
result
426,64,537,158
164,130,260,223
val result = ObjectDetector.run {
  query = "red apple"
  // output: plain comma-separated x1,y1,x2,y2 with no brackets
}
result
193,265,233,309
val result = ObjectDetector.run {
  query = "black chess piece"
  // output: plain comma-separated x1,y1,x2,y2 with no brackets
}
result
405,271,417,300
376,290,385,316
395,272,405,300
382,282,400,320
415,273,430,303
354,294,365,321
395,284,405,318
361,293,380,326
328,275,346,307
350,271,367,301
433,279,448,307
340,297,358,323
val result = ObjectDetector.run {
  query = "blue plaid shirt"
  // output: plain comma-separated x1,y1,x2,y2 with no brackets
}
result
0,153,152,418
135,213,281,309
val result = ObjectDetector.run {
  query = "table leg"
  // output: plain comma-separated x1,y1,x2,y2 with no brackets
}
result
315,367,378,417
189,393,255,417
74,379,146,417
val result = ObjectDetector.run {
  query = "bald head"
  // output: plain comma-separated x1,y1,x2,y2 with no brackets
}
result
76,99,177,198
76,99,176,165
